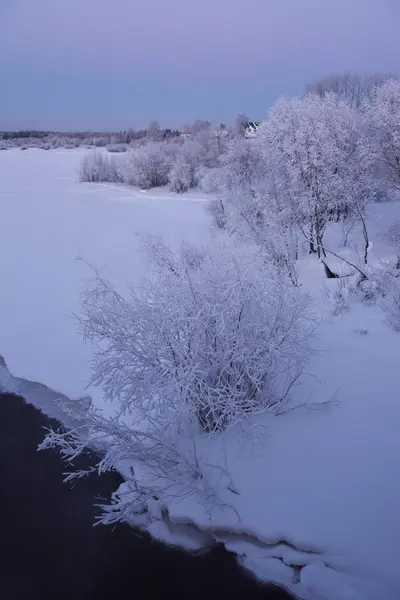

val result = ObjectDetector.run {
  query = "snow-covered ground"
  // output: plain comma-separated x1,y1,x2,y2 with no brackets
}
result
0,148,210,406
2,148,400,600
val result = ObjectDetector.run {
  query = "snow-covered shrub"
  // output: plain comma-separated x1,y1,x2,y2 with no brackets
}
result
324,279,350,316
169,159,193,193
106,144,128,153
385,221,400,268
168,141,202,193
93,136,109,147
198,166,220,194
76,239,315,434
40,238,315,524
79,151,122,183
356,277,383,303
350,265,391,304
123,142,171,188
382,278,400,332
194,126,229,168
209,138,300,284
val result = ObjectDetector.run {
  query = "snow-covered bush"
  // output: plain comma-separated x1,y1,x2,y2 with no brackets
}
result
123,142,172,189
385,221,400,268
106,144,128,153
350,265,391,304
324,279,350,316
79,151,122,183
168,141,203,193
40,238,315,523
209,137,300,284
194,126,229,168
357,277,383,303
198,166,220,194
76,239,315,434
168,160,192,193
382,277,400,332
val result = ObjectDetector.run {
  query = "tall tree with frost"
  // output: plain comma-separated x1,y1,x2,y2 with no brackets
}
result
209,137,300,284
258,93,374,261
169,141,203,193
367,79,400,194
123,142,172,189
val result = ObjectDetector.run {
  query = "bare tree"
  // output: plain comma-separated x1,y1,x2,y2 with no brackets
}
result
305,72,397,109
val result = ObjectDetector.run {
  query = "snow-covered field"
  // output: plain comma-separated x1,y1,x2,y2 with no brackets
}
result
0,148,210,405
2,148,400,600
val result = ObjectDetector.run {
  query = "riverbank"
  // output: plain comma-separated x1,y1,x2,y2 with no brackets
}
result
0,392,293,599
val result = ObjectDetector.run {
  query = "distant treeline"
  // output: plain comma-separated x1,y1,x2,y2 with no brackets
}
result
1,130,49,140
0,128,182,142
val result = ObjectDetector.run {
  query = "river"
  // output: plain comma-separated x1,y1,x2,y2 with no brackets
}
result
0,392,295,599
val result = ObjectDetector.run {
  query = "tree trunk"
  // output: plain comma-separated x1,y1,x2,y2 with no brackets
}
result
309,224,316,254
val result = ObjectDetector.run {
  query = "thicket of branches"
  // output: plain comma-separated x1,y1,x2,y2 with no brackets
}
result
79,151,122,183
77,123,232,191
208,79,400,282
42,239,316,517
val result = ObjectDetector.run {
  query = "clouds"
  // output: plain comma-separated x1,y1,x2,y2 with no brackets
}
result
1,0,399,129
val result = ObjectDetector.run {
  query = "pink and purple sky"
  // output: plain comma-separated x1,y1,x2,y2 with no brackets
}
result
1,0,399,130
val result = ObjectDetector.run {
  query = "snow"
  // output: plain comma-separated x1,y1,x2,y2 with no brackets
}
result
2,148,400,599
0,148,210,406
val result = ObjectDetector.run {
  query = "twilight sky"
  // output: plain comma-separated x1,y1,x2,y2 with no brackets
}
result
1,0,399,131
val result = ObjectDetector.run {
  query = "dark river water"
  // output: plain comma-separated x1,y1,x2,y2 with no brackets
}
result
0,393,295,600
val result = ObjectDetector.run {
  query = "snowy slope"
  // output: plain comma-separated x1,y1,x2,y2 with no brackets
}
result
2,148,400,599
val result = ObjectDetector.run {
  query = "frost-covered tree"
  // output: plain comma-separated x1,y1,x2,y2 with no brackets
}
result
79,151,122,183
209,94,375,280
259,94,374,260
146,120,163,142
123,142,172,189
182,124,229,170
206,138,300,283
208,138,264,230
168,141,203,193
367,79,400,194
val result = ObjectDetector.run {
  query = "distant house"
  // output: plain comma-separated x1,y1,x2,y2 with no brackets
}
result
212,128,229,138
244,121,261,138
